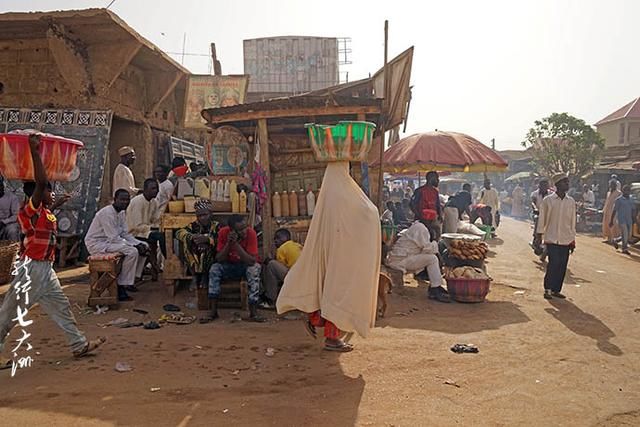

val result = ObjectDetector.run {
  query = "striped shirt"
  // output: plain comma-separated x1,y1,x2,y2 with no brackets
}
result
18,198,57,261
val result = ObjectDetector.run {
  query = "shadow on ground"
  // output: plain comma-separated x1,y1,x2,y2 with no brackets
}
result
378,284,530,334
545,299,623,356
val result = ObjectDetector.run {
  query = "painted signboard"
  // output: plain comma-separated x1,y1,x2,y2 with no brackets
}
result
183,75,249,128
204,126,249,175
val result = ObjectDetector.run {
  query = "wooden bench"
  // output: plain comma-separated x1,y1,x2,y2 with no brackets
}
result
196,279,248,311
87,253,123,307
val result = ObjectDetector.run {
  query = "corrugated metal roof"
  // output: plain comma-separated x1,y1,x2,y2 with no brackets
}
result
595,97,640,126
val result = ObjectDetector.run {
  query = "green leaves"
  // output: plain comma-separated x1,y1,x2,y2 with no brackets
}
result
522,113,604,181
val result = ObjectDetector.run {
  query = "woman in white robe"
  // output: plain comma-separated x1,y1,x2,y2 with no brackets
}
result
277,161,381,351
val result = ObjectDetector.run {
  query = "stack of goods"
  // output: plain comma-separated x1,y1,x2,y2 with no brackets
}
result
272,189,317,218
447,239,489,261
443,239,491,303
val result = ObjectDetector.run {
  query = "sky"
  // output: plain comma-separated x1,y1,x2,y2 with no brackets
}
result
2,0,640,150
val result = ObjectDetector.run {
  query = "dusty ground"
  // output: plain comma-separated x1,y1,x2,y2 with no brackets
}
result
0,217,639,426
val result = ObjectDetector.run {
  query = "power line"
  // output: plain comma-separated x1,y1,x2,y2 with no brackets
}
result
106,0,117,9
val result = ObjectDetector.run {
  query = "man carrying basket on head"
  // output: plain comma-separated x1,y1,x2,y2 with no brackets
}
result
0,134,105,370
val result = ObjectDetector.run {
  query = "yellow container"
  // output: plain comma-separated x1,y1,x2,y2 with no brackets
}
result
184,196,197,213
168,200,185,213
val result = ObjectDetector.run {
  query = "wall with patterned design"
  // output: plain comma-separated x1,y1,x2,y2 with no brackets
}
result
0,107,112,236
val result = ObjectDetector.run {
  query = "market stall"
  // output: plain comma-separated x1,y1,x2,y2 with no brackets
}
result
371,130,509,302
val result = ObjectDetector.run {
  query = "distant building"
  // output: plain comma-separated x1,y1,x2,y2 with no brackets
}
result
595,97,640,148
594,97,640,185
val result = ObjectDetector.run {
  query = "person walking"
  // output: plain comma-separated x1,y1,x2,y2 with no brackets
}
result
609,185,636,255
535,173,576,300
1,134,105,370
602,180,622,244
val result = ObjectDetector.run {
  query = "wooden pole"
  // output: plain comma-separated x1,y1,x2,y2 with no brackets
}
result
258,119,273,260
376,20,389,211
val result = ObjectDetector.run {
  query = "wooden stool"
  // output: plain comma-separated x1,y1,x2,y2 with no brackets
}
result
56,233,81,268
87,253,123,307
197,279,248,311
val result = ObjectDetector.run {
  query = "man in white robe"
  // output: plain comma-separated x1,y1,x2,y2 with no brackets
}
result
113,146,139,197
127,178,164,279
478,178,500,227
386,220,449,303
154,165,174,214
85,189,149,301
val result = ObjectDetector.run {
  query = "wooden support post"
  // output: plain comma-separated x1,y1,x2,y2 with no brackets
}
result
258,119,273,260
357,112,371,197
376,20,390,211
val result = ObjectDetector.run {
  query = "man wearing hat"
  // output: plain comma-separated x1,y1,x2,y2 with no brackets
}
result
535,172,576,300
113,146,139,197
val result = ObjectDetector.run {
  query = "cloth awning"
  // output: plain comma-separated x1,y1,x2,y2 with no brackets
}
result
371,131,508,173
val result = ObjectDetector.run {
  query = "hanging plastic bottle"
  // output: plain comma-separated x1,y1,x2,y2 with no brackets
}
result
230,180,239,213
223,180,230,202
288,190,299,217
239,189,247,213
306,188,316,217
210,179,218,201
216,179,224,202
281,191,290,216
297,189,307,216
272,192,282,217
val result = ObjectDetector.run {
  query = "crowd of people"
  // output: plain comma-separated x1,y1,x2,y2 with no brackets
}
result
0,136,637,368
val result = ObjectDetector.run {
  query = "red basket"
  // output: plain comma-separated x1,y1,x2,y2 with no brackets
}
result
446,277,491,303
0,132,83,181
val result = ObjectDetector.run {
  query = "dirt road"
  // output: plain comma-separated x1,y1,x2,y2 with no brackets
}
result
0,217,639,426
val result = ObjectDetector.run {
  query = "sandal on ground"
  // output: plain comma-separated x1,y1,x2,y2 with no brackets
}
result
324,341,354,353
199,312,219,324
303,319,317,340
73,337,107,358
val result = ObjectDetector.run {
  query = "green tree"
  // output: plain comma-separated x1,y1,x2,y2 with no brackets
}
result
522,113,604,181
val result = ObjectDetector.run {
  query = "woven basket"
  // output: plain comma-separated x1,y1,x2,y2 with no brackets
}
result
0,241,19,285
306,121,376,162
446,277,491,303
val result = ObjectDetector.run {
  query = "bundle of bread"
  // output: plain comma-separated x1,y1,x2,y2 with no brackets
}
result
444,266,489,280
448,239,489,260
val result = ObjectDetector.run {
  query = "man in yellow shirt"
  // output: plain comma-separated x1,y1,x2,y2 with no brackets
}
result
262,228,302,307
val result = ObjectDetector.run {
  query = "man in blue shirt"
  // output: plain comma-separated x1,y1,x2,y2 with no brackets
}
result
609,185,636,255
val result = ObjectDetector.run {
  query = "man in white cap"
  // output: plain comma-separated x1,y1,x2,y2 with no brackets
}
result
113,146,139,197
535,172,576,300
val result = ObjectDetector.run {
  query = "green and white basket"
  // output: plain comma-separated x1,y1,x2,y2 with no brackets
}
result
305,121,376,162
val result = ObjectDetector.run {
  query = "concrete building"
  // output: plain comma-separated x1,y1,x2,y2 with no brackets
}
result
594,97,640,186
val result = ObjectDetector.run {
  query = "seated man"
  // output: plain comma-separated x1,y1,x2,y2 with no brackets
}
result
385,220,450,303
126,178,165,280
205,215,264,323
262,228,302,307
85,189,149,301
175,199,218,289
0,178,20,241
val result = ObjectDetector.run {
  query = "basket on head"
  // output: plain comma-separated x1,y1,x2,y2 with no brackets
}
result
306,121,376,162
0,241,19,285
